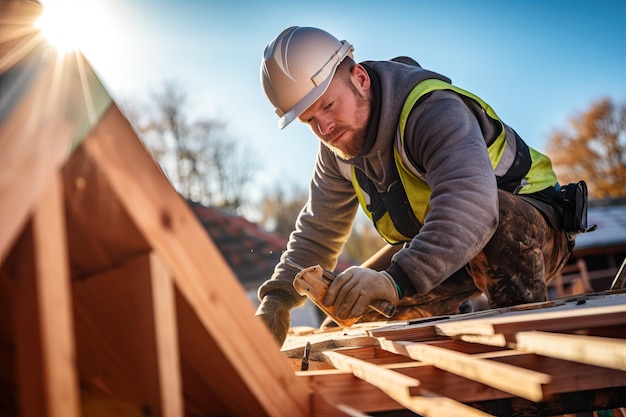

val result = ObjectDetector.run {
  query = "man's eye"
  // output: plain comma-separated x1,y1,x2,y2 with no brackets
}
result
324,102,333,110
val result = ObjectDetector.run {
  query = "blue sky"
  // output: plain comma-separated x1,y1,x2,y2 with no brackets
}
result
64,0,626,200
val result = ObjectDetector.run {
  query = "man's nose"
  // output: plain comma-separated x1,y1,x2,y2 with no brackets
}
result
316,115,335,136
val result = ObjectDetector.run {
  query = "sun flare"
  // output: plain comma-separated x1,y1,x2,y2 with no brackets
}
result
35,0,112,56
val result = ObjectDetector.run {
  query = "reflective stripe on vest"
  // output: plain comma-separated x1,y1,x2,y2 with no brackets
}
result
350,78,558,244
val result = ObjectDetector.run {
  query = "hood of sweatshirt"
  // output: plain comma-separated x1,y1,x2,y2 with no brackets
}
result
340,58,450,192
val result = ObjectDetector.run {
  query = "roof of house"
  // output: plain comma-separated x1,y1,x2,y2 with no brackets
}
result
188,201,356,291
188,202,288,290
574,197,626,250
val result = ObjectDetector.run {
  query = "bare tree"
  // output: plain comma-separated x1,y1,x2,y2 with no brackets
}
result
343,219,386,264
123,80,258,209
258,182,385,263
547,97,626,199
258,183,308,237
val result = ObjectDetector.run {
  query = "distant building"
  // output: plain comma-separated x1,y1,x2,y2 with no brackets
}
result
188,201,355,328
550,197,626,297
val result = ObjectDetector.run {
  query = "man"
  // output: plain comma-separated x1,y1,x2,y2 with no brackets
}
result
256,26,579,345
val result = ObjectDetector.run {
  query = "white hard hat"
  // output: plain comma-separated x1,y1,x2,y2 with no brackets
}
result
260,26,354,129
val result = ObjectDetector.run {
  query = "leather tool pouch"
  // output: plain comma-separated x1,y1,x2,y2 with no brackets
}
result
561,181,595,233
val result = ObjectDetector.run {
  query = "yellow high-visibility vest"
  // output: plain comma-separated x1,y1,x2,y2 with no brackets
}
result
349,79,557,244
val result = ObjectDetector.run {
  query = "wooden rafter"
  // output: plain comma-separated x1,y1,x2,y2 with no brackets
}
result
1,3,310,413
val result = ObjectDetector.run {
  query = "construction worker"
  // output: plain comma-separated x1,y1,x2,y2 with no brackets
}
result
256,26,581,345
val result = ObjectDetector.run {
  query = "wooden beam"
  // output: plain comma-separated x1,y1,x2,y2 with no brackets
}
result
459,333,508,347
310,330,626,404
80,103,309,416
323,351,421,398
323,351,492,417
368,309,503,342
72,253,183,416
149,254,184,417
300,360,516,412
9,173,80,417
514,331,626,371
435,297,626,337
33,173,80,417
380,340,551,402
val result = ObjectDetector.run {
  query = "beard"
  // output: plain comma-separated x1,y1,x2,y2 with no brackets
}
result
324,88,370,160
324,129,366,160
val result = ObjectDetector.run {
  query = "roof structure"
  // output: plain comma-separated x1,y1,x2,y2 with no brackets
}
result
282,291,626,416
1,2,308,415
2,2,625,416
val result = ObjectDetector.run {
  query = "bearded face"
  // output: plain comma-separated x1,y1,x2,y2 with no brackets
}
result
299,64,372,160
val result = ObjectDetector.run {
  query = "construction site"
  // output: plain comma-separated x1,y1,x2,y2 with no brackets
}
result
1,1,626,416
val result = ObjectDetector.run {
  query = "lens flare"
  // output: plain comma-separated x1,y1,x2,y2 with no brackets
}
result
35,0,109,55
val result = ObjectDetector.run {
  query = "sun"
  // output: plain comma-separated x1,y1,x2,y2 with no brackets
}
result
35,0,112,55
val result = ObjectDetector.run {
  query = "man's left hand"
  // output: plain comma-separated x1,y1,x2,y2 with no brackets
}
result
323,266,399,320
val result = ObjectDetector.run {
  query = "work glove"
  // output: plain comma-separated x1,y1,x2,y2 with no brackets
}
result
255,292,291,346
323,266,400,321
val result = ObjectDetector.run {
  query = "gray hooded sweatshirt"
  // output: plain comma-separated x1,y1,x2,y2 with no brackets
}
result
258,58,506,309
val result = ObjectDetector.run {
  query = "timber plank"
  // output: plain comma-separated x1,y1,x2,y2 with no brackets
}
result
380,340,551,402
301,361,521,413
149,254,184,417
173,286,272,416
368,309,505,341
304,369,404,413
294,293,626,415
79,103,309,416
31,173,80,417
481,352,626,397
72,254,179,415
514,331,626,371
435,295,626,337
323,351,422,398
323,351,493,417
4,174,81,417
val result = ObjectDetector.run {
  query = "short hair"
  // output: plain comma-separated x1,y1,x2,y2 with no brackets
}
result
335,56,356,83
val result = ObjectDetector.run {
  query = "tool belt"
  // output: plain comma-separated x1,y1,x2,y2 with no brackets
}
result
561,181,596,234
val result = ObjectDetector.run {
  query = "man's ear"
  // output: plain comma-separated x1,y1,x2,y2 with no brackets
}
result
350,64,370,92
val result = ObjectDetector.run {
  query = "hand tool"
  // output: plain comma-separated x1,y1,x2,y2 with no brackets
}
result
300,341,311,371
285,258,397,327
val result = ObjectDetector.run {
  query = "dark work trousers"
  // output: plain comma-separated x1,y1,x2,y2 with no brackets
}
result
359,190,574,322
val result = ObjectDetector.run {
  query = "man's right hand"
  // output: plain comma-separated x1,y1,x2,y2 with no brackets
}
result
255,294,291,345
